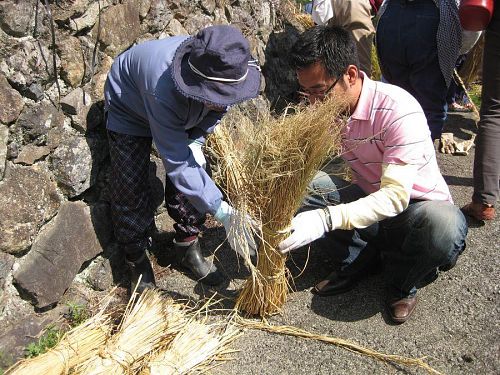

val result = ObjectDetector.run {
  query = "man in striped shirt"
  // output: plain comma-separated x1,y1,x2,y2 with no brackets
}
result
279,26,467,324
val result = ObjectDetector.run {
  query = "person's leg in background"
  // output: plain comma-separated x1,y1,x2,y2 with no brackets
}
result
164,177,224,285
382,200,468,323
377,0,448,140
462,6,500,220
299,171,382,296
107,130,156,294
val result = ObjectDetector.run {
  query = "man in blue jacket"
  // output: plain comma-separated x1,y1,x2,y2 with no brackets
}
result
104,25,261,293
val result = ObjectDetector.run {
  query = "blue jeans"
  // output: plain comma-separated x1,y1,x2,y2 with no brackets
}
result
302,171,468,297
376,0,448,140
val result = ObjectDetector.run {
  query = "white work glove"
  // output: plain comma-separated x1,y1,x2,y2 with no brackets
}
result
214,201,257,256
188,139,206,169
278,209,329,254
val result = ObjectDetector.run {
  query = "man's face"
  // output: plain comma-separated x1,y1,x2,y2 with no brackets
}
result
296,61,345,105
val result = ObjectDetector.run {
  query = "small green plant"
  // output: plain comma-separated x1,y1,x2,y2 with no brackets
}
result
468,83,482,110
66,302,88,326
25,325,62,358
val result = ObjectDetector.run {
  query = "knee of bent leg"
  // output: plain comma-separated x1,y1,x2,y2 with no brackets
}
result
417,202,468,259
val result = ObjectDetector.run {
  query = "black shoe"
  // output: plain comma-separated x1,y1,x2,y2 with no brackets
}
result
312,271,359,296
174,238,225,286
126,252,156,295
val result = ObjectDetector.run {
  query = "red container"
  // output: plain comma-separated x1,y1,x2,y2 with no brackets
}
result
459,0,495,31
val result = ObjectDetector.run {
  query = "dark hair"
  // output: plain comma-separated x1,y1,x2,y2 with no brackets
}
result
290,26,359,78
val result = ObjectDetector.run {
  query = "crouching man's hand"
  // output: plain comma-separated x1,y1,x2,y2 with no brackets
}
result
278,208,330,254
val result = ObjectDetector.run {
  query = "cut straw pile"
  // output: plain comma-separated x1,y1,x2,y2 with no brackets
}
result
207,97,347,317
6,290,240,375
5,311,112,375
142,317,240,375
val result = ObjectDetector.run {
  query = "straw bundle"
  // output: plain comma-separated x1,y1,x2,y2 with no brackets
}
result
142,318,240,375
208,97,347,316
75,290,185,375
238,318,443,375
6,313,112,375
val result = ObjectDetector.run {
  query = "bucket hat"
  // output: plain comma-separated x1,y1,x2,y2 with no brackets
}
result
171,25,261,106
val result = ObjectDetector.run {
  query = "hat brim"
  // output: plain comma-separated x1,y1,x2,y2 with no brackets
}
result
171,37,261,107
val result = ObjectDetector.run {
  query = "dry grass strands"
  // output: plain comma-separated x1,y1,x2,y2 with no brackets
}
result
6,313,113,375
75,290,186,375
238,318,443,375
208,97,347,316
141,317,240,375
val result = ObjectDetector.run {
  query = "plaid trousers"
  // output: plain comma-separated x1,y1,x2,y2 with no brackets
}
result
107,130,206,255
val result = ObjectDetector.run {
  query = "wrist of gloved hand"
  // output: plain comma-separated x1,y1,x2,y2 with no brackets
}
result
214,201,257,254
278,208,329,254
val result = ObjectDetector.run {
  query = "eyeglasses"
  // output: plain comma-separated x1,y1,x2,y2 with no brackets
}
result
297,75,342,102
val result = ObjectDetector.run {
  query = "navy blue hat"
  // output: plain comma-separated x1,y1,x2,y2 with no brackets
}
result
171,25,261,106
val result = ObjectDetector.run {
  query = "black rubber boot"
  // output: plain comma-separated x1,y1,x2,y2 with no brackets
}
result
126,252,156,295
174,238,224,286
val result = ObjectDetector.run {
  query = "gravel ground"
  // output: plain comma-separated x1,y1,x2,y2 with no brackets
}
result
153,111,499,375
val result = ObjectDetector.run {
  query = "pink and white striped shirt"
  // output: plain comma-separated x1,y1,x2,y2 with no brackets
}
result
341,73,452,203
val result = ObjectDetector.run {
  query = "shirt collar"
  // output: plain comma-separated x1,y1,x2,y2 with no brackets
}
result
350,71,375,121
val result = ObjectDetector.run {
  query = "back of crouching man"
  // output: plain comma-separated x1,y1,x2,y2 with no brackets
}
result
279,26,468,324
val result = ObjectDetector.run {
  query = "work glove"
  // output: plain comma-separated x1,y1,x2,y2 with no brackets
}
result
188,139,206,169
453,134,476,156
278,209,330,254
214,201,257,256
439,133,456,154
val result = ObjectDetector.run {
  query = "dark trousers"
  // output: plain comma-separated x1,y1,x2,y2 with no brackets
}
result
107,131,205,256
303,171,468,298
473,6,500,206
376,0,448,140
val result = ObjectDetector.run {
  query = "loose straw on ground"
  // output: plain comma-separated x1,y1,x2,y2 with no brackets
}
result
75,289,185,375
142,317,240,375
208,97,347,316
6,312,112,375
238,318,443,375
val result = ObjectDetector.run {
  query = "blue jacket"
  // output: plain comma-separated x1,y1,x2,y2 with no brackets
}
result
105,36,224,214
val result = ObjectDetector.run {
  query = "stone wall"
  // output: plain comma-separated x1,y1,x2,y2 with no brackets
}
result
0,0,304,320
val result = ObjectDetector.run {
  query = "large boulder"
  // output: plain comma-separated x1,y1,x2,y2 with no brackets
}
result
0,163,62,254
0,124,7,180
57,35,85,88
13,201,112,308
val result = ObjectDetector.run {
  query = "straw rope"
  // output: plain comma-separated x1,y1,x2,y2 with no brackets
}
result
237,317,443,375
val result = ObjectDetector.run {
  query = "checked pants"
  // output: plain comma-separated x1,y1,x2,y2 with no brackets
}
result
107,130,206,257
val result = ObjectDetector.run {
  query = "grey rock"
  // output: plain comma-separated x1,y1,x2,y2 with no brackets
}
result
57,35,85,88
0,38,54,92
95,2,141,57
86,255,114,291
200,0,216,15
68,0,112,33
13,145,50,165
183,13,213,35
14,102,65,146
26,83,44,101
13,201,111,308
0,74,24,124
163,18,187,37
61,87,92,116
144,0,174,34
0,252,14,305
50,135,108,197
0,163,62,254
0,0,35,37
0,125,7,180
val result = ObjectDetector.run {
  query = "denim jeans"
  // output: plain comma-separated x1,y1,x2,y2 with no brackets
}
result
302,171,468,297
376,0,448,140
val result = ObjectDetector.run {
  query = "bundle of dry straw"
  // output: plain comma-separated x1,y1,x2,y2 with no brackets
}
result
74,290,185,375
6,312,112,375
208,97,347,316
142,317,240,375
